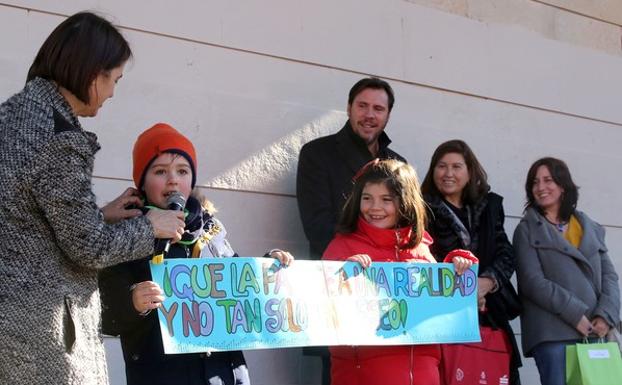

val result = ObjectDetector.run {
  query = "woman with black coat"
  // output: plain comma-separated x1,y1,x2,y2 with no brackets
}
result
421,139,521,385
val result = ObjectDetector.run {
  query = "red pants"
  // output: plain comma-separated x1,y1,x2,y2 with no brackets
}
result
330,344,441,385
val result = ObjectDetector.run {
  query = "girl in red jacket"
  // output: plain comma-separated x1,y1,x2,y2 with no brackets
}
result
323,159,477,385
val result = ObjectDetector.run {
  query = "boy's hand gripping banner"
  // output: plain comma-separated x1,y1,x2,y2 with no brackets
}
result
150,258,480,354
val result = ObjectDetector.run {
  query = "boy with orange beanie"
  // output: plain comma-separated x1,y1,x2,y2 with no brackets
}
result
99,123,293,385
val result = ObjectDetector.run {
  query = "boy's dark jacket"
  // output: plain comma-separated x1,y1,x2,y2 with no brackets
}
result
98,196,246,384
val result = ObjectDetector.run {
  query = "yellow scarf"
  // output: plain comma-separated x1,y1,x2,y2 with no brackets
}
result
564,215,583,248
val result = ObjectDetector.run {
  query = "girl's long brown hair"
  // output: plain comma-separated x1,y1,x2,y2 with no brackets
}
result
337,159,426,249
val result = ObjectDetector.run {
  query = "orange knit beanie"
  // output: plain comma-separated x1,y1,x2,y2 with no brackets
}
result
132,123,197,189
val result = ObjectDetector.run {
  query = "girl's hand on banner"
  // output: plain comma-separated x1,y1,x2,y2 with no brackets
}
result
347,254,372,269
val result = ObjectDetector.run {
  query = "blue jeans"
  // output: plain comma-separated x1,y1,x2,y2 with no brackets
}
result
532,339,597,385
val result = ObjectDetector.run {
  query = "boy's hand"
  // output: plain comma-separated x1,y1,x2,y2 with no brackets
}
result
269,249,294,267
131,281,164,314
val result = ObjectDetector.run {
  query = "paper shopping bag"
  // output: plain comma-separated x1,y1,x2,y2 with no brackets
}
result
441,326,511,385
566,341,622,385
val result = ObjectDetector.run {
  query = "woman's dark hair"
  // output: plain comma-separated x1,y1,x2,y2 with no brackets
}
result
421,139,490,205
27,12,132,104
337,159,426,248
525,157,578,221
348,77,395,112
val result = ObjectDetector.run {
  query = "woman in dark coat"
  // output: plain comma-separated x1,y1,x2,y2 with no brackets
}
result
421,139,521,385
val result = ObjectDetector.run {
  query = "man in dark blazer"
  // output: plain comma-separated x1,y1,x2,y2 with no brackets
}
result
296,77,406,260
296,77,406,384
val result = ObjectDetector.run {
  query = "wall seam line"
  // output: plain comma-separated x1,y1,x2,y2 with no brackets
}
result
93,176,622,229
2,2,621,128
530,0,622,28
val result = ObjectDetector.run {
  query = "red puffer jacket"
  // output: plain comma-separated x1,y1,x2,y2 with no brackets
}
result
322,218,470,385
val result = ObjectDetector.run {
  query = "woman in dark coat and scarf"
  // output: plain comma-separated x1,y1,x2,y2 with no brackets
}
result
421,139,521,385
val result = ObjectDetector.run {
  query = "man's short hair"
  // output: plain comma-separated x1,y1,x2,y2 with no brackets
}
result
347,77,395,111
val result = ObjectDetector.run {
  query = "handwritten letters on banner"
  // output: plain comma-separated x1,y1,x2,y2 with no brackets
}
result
150,258,480,354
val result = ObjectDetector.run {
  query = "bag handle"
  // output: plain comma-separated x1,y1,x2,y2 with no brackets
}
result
581,337,605,344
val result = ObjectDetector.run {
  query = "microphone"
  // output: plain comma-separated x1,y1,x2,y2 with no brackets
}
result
165,191,186,212
152,192,186,263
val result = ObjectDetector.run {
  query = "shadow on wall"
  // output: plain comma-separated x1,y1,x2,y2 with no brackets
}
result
205,111,346,195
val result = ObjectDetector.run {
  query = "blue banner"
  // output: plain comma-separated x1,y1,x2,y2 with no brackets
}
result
150,258,480,354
